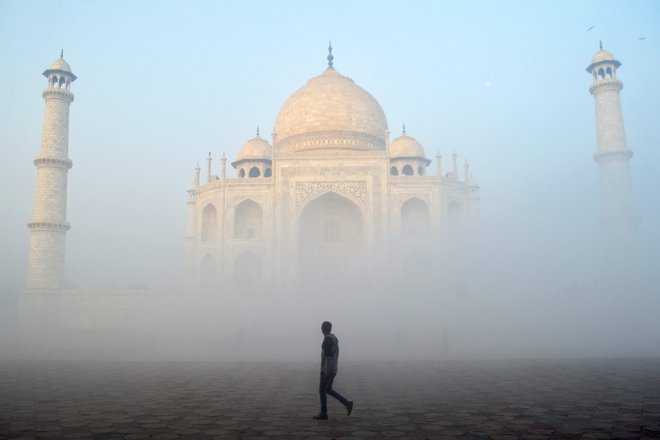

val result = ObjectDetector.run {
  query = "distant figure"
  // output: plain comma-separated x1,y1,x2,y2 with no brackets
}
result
313,321,354,420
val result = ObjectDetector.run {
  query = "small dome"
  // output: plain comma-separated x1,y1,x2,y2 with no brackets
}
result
274,67,388,153
49,57,72,73
586,47,621,73
389,133,426,159
237,135,273,161
591,49,615,64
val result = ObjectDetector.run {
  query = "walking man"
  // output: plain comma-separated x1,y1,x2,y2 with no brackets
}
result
314,321,354,420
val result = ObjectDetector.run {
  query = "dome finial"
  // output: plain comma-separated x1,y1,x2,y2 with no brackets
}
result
327,41,334,68
402,123,406,135
256,125,260,137
60,49,64,59
599,40,603,50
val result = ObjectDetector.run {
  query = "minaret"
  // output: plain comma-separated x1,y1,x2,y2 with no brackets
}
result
586,43,637,254
26,52,77,289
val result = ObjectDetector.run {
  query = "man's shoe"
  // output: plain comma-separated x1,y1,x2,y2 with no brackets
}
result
346,401,354,416
313,412,328,420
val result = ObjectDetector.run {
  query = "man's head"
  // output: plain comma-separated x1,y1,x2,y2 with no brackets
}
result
321,321,332,335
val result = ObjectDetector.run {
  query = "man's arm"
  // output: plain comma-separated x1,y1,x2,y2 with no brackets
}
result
322,336,334,357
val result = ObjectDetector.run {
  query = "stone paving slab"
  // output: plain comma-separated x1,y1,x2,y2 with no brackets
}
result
0,358,659,439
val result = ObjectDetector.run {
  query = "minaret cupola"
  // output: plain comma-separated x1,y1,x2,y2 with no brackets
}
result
44,50,77,90
586,41,621,84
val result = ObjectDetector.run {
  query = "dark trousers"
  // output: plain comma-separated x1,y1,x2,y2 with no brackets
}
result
319,372,348,414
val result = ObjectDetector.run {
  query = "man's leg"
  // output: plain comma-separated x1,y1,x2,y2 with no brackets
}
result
318,373,329,415
325,373,349,406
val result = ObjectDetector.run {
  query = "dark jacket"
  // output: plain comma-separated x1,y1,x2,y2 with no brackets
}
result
321,333,339,375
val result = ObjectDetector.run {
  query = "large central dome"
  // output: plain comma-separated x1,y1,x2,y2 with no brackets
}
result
274,67,388,153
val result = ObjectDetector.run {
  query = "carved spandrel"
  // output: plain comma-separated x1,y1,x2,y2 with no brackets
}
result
229,193,267,208
295,181,367,208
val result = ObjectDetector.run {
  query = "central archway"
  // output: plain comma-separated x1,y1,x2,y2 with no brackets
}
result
298,192,364,282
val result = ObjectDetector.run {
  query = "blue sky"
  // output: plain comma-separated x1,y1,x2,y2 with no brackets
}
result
0,0,658,289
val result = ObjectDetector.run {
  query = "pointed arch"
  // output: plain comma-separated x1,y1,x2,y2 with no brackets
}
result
234,199,263,239
201,203,218,242
298,191,364,281
249,166,261,178
401,197,430,237
390,166,399,176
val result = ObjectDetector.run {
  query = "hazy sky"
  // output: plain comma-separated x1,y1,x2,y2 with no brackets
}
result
0,0,658,290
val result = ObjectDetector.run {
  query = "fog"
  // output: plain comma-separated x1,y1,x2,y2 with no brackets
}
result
1,1,659,363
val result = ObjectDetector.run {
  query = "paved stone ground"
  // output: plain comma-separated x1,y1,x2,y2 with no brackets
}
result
0,358,659,439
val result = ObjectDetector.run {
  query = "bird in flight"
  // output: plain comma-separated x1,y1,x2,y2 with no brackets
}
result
638,37,646,40
587,26,594,31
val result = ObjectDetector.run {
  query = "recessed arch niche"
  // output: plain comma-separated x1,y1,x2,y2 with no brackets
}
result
234,199,263,239
401,197,430,237
201,204,218,242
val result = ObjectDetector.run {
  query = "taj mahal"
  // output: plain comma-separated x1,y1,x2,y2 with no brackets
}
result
184,45,480,290
20,43,638,331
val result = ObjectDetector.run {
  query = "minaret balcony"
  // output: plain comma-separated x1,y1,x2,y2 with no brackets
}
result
34,157,73,169
593,149,633,163
27,221,71,232
42,88,74,102
589,79,623,95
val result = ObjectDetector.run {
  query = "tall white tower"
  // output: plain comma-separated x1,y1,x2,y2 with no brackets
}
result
26,52,76,289
586,43,637,255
